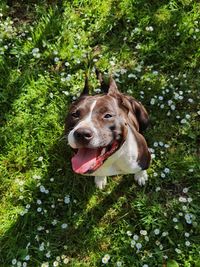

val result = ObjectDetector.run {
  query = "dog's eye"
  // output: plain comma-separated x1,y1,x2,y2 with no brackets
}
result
71,111,80,118
104,113,113,119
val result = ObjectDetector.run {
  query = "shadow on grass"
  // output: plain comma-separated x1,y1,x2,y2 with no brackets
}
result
0,1,200,266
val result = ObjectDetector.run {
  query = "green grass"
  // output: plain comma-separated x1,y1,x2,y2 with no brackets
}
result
0,0,200,266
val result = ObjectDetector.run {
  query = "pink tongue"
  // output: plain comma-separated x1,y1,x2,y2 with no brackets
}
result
71,148,99,174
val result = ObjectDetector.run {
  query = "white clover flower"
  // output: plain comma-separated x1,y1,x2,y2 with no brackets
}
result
153,142,158,147
64,195,70,204
159,244,163,250
54,57,59,62
40,185,46,193
126,230,132,236
175,248,181,254
156,187,161,192
158,96,163,101
161,173,166,178
61,223,68,229
53,261,59,267
183,187,189,193
170,104,176,110
63,258,69,264
128,73,137,79
162,232,168,237
33,174,41,180
152,70,158,75
145,236,149,242
32,48,39,54
12,259,17,265
173,217,178,223
17,261,22,267
37,226,44,231
189,168,194,172
52,219,57,225
41,263,49,267
24,255,30,261
179,212,183,216
102,254,110,264
164,168,170,173
182,205,187,211
143,264,149,267
133,234,139,240
185,241,190,246
65,61,70,66
185,114,191,119
168,100,173,105
45,251,51,258
37,199,42,205
135,43,141,49
179,196,187,203
136,243,142,250
154,229,160,235
38,156,43,161
150,98,155,105
185,213,192,220
140,230,147,236
131,240,136,247
181,119,187,124
188,98,193,103
22,262,27,267
185,232,190,237
187,197,192,203
116,261,122,267
37,207,42,213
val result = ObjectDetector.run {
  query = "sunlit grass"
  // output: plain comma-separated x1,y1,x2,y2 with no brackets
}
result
0,0,200,266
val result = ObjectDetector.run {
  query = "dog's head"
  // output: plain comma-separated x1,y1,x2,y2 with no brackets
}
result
65,71,149,175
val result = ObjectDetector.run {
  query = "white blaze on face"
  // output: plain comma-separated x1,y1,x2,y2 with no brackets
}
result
68,100,98,148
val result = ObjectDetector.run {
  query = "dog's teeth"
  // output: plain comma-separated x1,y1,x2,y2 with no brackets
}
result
100,148,106,156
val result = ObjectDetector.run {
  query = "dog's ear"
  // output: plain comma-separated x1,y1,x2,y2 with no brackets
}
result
80,74,89,96
108,76,120,95
120,95,150,133
133,99,149,132
95,68,120,95
95,68,108,93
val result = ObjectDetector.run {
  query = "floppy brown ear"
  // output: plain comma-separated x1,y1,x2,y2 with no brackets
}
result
120,95,150,133
133,99,149,132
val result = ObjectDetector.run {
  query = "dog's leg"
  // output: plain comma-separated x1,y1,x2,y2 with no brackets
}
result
134,170,148,186
95,176,107,189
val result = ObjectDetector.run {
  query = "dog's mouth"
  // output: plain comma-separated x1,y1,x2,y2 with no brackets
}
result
71,140,120,174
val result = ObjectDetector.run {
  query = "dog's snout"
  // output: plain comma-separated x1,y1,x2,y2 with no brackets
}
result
74,127,94,143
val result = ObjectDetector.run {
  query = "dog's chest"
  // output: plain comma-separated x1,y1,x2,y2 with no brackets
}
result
91,127,142,176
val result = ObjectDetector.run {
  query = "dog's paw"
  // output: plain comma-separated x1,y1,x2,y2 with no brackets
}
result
134,171,148,186
95,176,107,189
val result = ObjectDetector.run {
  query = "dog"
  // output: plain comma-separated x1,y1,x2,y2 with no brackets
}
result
65,70,151,189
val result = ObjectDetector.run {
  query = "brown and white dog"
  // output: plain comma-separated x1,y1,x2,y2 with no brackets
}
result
65,70,151,189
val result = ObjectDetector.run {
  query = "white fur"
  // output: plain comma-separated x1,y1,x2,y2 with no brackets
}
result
68,100,98,148
92,126,148,189
68,102,148,189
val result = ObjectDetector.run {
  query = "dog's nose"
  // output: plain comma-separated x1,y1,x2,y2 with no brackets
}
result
74,127,94,143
